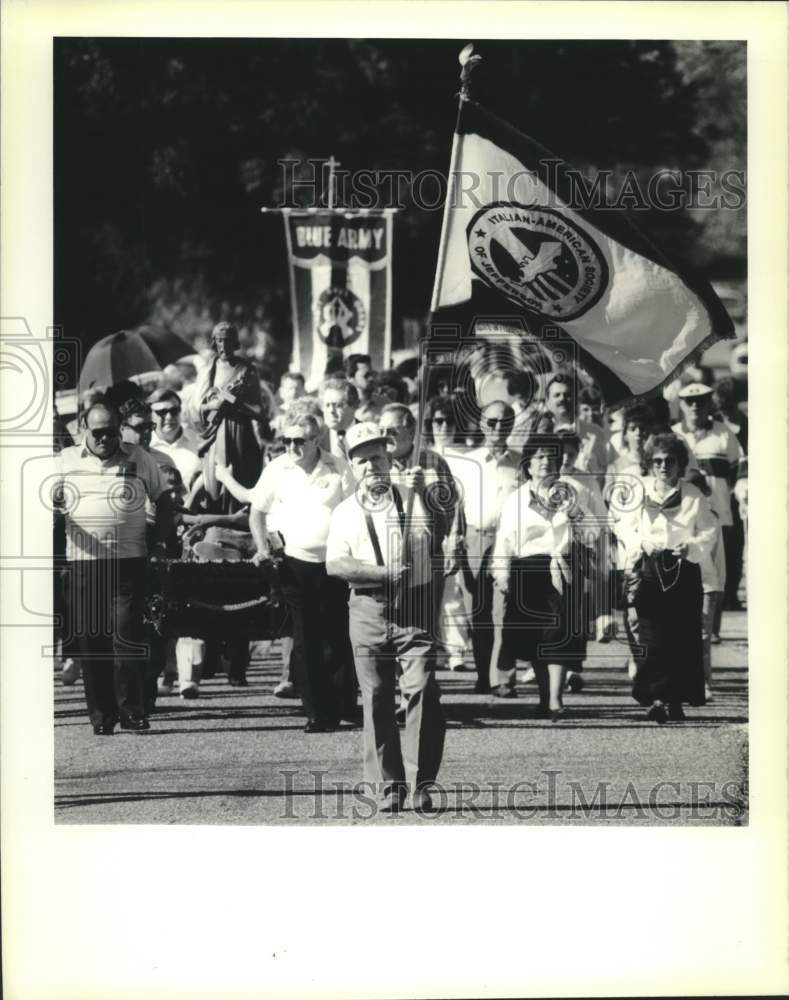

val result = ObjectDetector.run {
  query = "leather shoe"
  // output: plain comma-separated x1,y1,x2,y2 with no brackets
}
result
93,723,114,735
566,672,584,693
120,717,151,733
667,703,686,722
379,786,407,814
550,707,566,723
228,675,248,687
492,685,516,699
303,719,335,734
646,702,668,725
411,788,434,812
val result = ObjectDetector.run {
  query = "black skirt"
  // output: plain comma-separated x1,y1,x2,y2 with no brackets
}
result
500,555,587,667
632,555,705,707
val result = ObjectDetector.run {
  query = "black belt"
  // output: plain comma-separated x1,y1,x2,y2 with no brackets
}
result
352,587,386,598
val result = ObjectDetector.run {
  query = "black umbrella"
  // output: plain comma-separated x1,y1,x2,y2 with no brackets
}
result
78,327,195,391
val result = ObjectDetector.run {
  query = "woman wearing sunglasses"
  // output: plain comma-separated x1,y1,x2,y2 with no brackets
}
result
617,433,717,723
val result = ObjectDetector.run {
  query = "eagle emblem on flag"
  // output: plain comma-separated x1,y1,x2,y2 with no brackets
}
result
467,203,608,322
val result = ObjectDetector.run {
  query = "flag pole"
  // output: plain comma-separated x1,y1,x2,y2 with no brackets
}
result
408,45,482,594
428,43,482,315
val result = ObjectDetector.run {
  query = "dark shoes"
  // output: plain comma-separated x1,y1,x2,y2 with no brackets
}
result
646,702,668,725
380,785,407,814
668,703,686,722
492,685,516,699
92,723,115,736
303,719,335,734
411,788,434,812
566,672,584,693
120,717,151,733
228,675,248,687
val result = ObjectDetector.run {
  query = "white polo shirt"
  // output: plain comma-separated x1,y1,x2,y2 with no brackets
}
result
150,428,201,487
56,442,165,560
250,450,353,563
326,486,433,589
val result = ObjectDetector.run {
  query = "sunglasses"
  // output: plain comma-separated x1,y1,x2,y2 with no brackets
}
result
153,406,181,418
282,436,307,448
485,418,512,429
652,456,677,467
89,427,119,440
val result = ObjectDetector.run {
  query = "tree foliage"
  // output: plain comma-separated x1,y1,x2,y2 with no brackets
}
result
54,38,745,381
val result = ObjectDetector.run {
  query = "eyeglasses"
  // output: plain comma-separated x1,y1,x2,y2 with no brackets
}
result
89,427,119,440
153,406,181,418
651,456,676,467
282,437,307,448
485,418,512,429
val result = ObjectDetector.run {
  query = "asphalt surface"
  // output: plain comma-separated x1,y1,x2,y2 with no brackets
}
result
54,611,748,826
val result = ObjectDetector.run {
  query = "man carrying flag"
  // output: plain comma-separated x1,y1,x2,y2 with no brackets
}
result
429,50,734,409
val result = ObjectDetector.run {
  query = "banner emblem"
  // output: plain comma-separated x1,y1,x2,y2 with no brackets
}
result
467,202,608,322
314,286,365,349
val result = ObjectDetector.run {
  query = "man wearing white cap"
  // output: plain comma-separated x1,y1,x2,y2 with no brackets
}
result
673,382,745,638
326,423,446,813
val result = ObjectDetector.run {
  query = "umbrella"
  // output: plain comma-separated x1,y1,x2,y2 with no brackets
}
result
78,327,196,392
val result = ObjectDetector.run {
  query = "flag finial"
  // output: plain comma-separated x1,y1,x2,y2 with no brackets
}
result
458,44,482,101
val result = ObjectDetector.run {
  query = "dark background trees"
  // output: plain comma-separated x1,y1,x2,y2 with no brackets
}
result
54,38,746,384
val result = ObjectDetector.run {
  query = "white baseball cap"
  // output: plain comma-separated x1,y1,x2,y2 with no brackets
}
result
678,382,713,400
345,421,389,456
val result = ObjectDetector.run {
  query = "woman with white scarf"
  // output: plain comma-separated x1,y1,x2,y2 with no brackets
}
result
489,432,600,720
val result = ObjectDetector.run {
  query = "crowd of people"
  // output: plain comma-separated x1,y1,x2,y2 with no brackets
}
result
53,321,748,811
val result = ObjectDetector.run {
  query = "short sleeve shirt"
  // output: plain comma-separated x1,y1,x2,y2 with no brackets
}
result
326,487,433,590
249,450,354,562
150,430,201,488
56,442,166,560
671,419,744,527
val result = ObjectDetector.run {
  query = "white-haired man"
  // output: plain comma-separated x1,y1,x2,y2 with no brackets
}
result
223,413,356,731
318,377,359,461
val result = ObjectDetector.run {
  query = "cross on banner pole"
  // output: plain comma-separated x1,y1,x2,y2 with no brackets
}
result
326,155,340,211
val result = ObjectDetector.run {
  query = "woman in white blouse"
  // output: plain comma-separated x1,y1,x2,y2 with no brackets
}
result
489,432,600,720
617,433,716,723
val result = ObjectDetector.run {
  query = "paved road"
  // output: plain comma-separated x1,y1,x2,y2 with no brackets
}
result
54,611,747,826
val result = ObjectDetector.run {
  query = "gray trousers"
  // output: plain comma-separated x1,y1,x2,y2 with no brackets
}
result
348,590,445,794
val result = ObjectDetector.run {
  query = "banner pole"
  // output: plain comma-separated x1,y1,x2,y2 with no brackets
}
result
428,44,482,315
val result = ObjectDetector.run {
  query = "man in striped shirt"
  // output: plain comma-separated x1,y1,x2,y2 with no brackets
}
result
672,382,746,632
